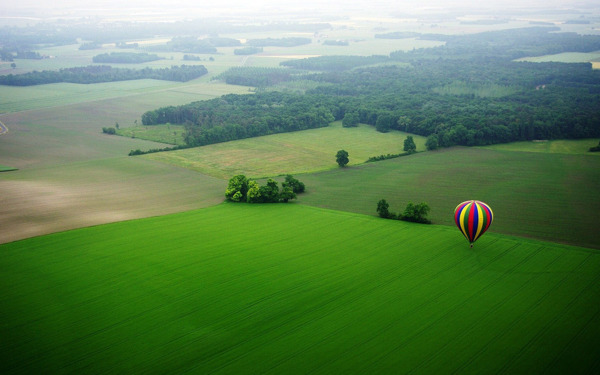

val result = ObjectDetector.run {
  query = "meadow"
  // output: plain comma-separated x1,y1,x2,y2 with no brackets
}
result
1,203,598,374
117,124,187,146
515,51,600,65
296,147,600,249
143,122,427,179
0,165,17,172
482,139,600,154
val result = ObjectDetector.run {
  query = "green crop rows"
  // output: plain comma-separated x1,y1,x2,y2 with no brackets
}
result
1,204,598,374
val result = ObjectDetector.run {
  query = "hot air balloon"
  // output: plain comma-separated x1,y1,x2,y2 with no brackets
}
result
454,200,493,247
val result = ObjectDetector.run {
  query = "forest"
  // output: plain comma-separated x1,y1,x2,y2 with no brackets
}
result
0,65,208,86
139,27,600,149
142,92,335,146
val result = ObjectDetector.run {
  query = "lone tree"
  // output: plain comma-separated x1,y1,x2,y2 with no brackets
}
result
377,199,393,219
336,149,349,167
404,135,417,154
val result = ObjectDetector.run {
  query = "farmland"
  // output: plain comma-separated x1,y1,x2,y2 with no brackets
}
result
296,147,600,249
143,122,427,178
2,3,600,374
482,139,600,154
1,204,599,374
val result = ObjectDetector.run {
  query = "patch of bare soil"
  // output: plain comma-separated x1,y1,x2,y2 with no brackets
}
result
0,180,138,244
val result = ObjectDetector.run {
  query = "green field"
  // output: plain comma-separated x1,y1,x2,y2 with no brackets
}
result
515,51,600,64
1,203,598,374
295,147,600,249
117,124,186,146
0,165,17,172
482,139,600,154
143,122,427,179
0,80,251,114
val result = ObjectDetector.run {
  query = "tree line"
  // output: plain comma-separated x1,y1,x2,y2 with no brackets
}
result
0,65,208,86
141,92,335,146
377,199,431,224
214,67,296,88
92,52,164,64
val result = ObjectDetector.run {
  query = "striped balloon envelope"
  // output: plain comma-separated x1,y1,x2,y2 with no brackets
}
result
454,200,494,247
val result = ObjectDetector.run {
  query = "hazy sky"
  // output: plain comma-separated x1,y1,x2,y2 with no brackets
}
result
1,0,596,20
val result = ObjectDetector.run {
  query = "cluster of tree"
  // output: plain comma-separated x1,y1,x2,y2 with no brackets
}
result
342,112,359,127
377,199,431,224
0,49,14,61
246,37,311,47
148,37,217,54
404,136,416,154
225,174,305,203
15,51,43,59
214,67,296,87
92,52,163,64
389,27,600,61
183,54,202,61
79,42,101,50
0,18,329,49
590,141,600,152
323,40,349,46
234,47,264,55
0,65,208,86
102,127,116,134
0,25,76,51
141,92,335,146
0,50,44,61
116,42,139,48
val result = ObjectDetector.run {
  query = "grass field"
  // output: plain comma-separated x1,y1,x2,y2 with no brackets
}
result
515,51,600,64
142,122,427,179
0,80,251,114
482,139,600,154
117,124,186,146
0,165,17,172
295,147,600,249
1,203,598,374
